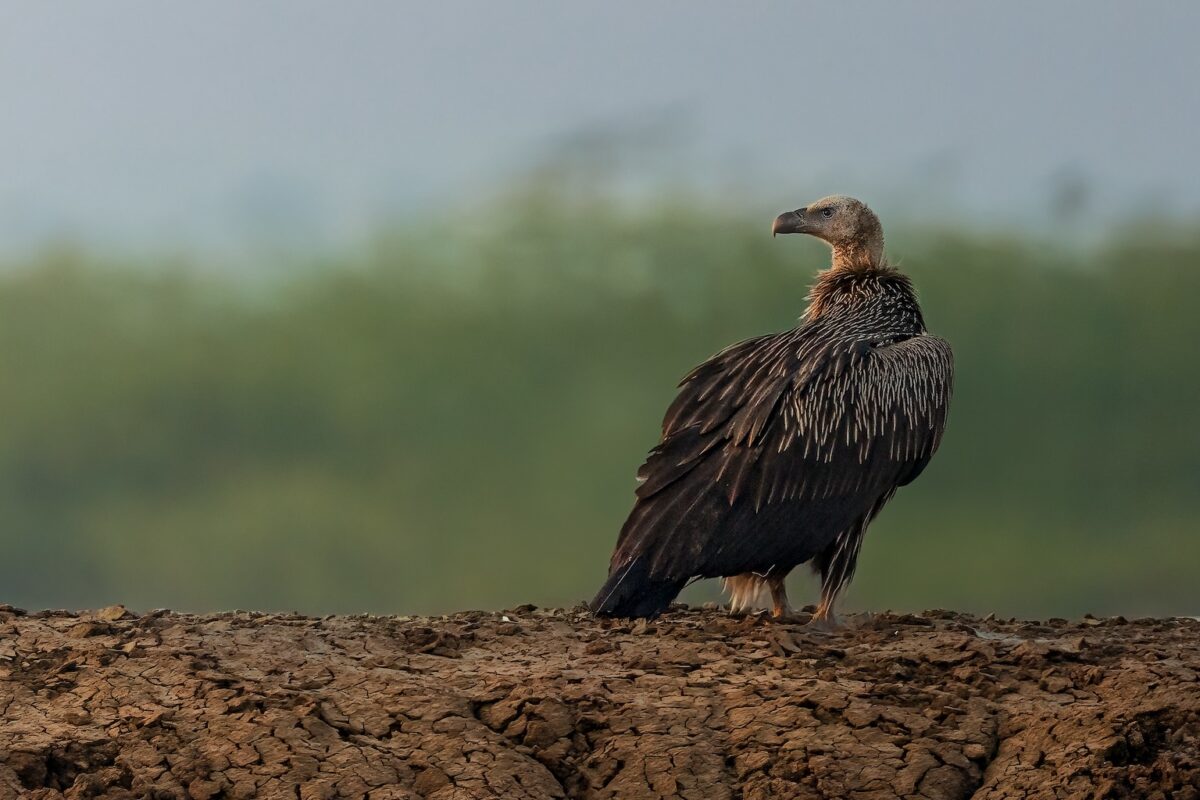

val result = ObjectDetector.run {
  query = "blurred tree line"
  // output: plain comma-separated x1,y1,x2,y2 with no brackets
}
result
0,189,1197,617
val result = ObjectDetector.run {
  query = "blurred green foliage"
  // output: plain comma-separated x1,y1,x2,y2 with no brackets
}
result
1,192,1197,618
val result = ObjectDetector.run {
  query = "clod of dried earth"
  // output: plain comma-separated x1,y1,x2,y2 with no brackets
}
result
0,604,1197,799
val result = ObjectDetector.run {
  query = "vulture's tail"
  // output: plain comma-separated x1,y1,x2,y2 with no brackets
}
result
590,558,684,618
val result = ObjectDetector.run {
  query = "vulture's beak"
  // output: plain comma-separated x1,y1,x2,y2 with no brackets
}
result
772,209,806,237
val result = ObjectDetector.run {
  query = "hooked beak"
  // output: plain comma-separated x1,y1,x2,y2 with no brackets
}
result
771,208,807,237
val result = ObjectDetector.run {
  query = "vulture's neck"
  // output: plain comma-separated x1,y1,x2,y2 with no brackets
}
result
830,241,886,272
829,223,886,272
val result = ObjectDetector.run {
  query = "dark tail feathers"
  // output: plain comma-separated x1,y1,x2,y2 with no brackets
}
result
590,558,684,618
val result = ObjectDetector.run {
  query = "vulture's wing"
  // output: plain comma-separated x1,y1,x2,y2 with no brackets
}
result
609,329,953,582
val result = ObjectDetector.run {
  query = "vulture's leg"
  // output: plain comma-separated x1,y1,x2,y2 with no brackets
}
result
768,576,791,619
810,526,866,630
812,594,840,628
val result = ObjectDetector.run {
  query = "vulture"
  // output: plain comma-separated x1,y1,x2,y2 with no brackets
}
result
591,196,953,623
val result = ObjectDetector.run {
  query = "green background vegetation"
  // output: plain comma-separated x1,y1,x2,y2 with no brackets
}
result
1,187,1197,619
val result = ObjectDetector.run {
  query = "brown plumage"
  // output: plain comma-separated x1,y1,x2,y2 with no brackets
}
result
591,196,953,622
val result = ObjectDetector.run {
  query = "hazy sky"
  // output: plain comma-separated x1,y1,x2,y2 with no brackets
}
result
1,2,1198,251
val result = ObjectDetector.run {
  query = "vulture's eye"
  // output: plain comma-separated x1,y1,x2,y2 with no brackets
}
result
821,207,834,218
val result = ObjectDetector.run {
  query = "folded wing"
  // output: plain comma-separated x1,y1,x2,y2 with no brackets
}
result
608,330,953,585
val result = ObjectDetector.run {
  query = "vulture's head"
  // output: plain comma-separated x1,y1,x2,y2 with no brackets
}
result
772,195,884,268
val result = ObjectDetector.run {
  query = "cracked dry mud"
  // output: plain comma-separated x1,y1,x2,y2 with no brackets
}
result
0,605,1197,800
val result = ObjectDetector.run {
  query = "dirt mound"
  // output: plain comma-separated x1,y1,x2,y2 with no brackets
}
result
0,604,1197,799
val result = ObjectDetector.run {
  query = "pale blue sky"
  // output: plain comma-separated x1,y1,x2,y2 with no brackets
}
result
1,2,1197,251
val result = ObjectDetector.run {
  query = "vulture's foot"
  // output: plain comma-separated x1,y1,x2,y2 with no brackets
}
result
808,600,843,632
806,615,844,633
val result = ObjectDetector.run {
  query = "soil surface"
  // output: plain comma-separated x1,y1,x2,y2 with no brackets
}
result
0,604,1197,800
